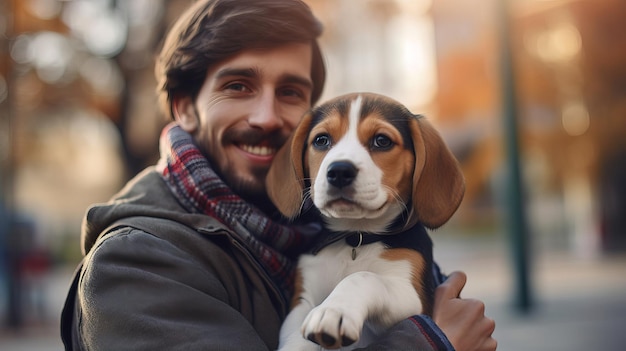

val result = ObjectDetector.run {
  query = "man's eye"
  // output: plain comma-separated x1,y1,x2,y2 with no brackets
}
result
225,83,249,92
312,134,332,150
371,134,393,150
280,88,302,98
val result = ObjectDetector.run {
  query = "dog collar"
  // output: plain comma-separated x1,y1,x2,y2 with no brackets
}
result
345,232,385,247
309,221,430,258
308,231,387,258
346,232,388,260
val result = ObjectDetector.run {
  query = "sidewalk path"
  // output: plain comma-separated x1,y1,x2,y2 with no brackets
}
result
433,233,626,351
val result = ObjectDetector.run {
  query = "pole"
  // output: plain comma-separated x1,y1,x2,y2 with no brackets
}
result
499,0,532,313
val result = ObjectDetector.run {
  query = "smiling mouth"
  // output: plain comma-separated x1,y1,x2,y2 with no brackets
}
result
239,144,277,157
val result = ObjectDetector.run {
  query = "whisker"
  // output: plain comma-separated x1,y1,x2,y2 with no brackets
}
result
299,187,313,214
383,184,408,213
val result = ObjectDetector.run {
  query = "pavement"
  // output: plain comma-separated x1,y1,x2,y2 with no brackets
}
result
432,234,626,351
1,232,625,351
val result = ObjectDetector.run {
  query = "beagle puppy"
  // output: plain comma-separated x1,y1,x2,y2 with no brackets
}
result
266,93,465,350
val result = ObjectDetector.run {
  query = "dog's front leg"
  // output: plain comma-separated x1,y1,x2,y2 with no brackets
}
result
302,271,421,349
278,298,321,351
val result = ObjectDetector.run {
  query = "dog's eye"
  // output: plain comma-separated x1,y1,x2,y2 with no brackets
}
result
372,134,393,150
312,134,332,150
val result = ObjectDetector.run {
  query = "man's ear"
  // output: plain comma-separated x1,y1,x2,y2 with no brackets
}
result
172,96,199,133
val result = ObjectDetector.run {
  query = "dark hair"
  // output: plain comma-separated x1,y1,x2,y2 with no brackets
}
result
155,0,326,119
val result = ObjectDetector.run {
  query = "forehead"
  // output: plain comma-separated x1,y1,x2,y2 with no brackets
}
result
206,43,313,85
309,95,415,148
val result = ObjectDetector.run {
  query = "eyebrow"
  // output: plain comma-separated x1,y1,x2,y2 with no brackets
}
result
215,67,257,80
214,67,313,90
281,75,314,91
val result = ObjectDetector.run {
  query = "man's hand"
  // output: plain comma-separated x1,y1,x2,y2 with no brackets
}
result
433,271,497,351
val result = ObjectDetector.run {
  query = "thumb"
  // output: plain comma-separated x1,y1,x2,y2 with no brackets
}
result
436,271,467,301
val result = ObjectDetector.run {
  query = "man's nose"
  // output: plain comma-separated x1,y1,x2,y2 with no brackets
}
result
248,92,283,131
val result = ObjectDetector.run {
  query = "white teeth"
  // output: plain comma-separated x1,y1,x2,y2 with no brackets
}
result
241,144,275,156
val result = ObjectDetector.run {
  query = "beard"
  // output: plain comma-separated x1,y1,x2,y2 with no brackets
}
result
226,167,271,205
201,128,290,211
220,168,281,213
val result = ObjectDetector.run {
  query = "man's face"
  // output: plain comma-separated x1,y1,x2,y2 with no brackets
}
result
173,43,313,204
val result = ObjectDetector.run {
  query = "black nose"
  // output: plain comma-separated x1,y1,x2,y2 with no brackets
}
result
326,161,358,188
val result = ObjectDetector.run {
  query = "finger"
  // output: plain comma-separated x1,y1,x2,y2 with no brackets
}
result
484,317,496,336
480,337,498,351
436,271,467,301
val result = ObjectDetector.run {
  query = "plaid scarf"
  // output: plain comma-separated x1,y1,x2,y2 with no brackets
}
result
156,123,320,301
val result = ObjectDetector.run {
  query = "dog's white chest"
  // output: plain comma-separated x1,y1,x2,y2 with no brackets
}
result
300,242,377,299
297,241,413,309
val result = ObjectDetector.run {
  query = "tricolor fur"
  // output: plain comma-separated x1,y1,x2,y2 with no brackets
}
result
267,93,465,350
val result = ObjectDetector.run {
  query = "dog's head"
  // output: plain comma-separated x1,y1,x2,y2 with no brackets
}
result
266,92,465,233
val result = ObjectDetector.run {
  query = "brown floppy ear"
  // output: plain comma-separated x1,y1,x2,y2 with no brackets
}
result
266,112,313,218
410,116,465,229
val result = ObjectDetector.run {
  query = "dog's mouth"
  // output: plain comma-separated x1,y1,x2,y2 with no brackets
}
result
327,198,357,208
321,197,388,219
316,192,404,233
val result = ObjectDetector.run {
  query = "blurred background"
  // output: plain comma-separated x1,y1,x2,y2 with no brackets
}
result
1,0,625,349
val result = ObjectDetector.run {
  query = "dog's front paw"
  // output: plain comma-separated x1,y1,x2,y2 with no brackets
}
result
301,306,363,349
